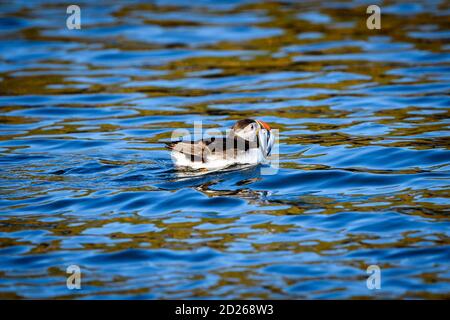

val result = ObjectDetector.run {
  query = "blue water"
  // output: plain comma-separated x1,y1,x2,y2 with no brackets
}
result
0,0,449,299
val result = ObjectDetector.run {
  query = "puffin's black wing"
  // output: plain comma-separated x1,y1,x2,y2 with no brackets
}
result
165,137,216,162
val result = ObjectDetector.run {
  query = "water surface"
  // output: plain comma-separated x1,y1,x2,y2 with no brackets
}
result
0,0,449,299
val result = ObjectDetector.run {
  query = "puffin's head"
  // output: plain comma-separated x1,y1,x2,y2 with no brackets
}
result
231,119,274,157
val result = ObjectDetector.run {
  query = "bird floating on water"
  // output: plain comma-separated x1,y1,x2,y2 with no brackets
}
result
166,119,274,171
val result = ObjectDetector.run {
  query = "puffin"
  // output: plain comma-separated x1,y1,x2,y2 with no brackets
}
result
166,119,274,170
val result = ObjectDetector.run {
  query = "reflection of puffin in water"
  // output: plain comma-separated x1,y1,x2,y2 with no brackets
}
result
166,119,274,171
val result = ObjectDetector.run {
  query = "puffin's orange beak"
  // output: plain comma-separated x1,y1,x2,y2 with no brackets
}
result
256,120,271,131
